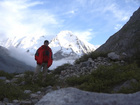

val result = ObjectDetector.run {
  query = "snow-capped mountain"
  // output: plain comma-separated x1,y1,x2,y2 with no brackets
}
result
0,35,47,56
1,30,96,69
49,31,96,60
2,31,96,59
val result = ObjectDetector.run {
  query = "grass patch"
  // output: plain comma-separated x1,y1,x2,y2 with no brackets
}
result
15,71,58,92
0,70,58,101
0,81,28,101
0,70,14,80
66,63,140,93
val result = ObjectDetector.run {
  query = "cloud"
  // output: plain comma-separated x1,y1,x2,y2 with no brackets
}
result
114,24,123,30
8,46,36,67
0,0,58,39
73,29,95,42
0,0,139,46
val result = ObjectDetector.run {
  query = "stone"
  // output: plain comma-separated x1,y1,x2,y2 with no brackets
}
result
20,100,32,105
30,93,38,99
108,52,120,60
37,91,41,95
15,74,25,78
5,80,10,83
3,98,9,103
24,90,32,94
10,78,18,83
19,81,26,85
0,101,5,105
31,99,39,104
113,79,138,92
12,100,19,103
36,87,140,105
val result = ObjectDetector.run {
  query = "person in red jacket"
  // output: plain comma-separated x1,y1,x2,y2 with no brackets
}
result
32,40,53,83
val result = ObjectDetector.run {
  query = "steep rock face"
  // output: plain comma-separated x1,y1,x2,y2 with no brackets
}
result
0,46,34,73
95,7,140,57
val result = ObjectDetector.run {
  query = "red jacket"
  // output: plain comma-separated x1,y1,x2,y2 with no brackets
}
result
35,45,53,68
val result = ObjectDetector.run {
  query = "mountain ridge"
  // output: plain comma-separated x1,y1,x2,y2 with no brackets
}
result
1,31,96,60
95,7,140,57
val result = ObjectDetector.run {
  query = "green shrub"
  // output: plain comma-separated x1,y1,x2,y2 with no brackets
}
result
66,63,140,93
0,70,14,79
0,70,58,101
0,81,28,101
16,71,57,92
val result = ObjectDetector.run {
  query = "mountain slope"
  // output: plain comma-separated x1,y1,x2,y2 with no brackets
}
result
0,46,34,73
95,7,140,57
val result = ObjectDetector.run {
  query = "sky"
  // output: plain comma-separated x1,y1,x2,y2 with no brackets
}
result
0,0,140,46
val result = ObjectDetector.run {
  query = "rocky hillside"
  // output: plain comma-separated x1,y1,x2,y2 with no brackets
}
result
0,51,140,104
95,7,140,57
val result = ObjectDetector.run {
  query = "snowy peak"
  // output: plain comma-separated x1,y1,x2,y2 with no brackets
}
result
49,31,96,60
50,31,78,48
1,30,96,61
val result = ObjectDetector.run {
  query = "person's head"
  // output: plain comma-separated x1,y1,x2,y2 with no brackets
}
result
44,40,49,46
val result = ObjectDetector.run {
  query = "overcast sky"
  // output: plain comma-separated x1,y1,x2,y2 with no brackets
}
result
0,0,139,46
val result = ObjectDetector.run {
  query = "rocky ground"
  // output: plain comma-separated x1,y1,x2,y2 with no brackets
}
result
0,52,139,105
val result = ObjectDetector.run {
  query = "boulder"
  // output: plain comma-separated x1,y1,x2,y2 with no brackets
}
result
108,52,120,60
36,87,140,105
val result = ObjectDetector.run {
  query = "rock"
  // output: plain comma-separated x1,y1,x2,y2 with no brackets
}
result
20,100,32,105
19,81,26,85
10,78,18,83
30,94,39,99
14,74,25,78
31,99,39,104
45,86,53,93
24,90,32,94
113,79,138,92
36,87,140,105
0,101,5,105
37,91,41,95
12,100,19,103
108,52,120,60
3,98,9,103
5,80,10,84
122,79,137,88
58,56,118,79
